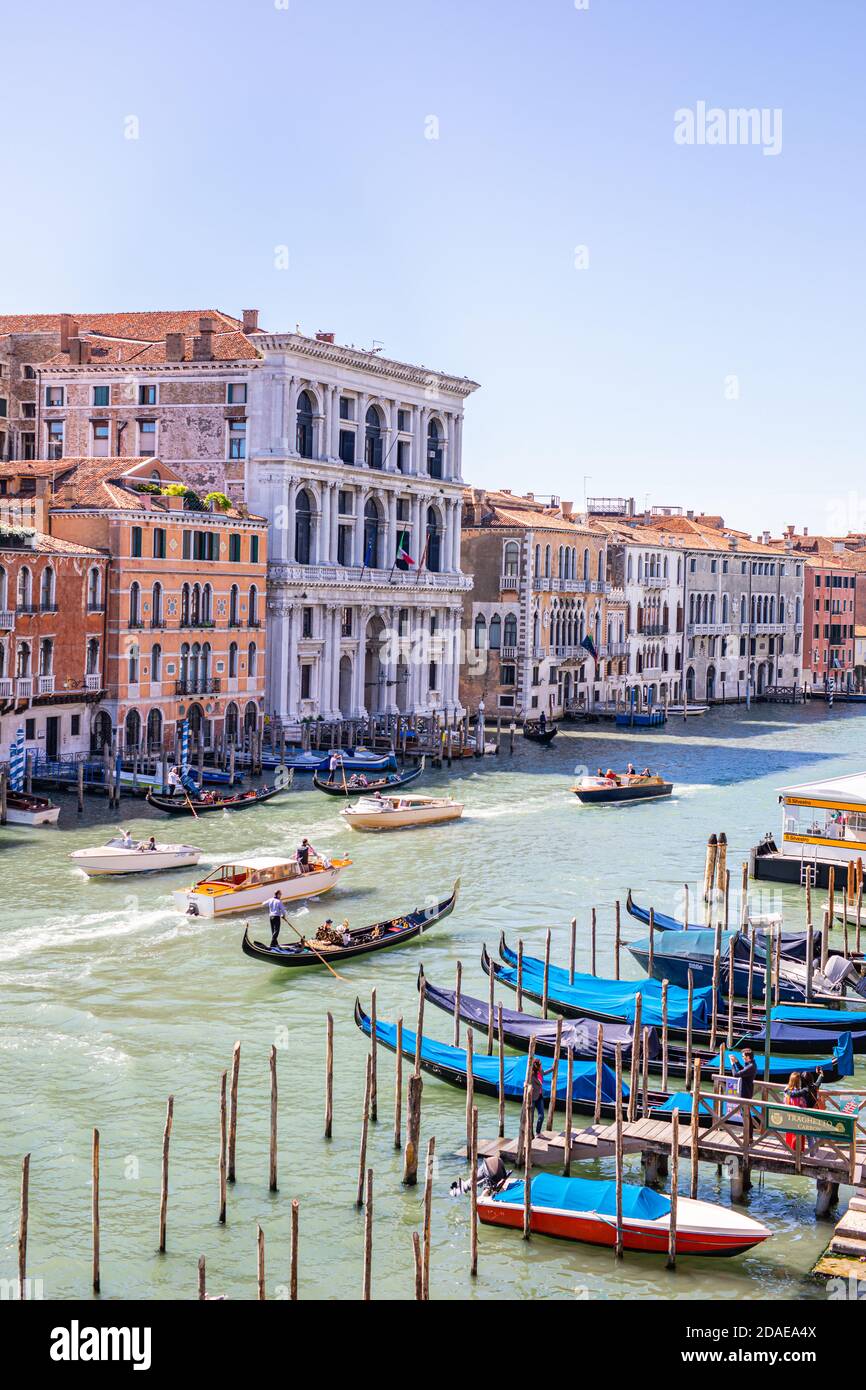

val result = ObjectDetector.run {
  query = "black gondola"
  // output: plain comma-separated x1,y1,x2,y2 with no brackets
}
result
241,878,459,967
145,783,287,815
311,757,425,797
523,722,558,745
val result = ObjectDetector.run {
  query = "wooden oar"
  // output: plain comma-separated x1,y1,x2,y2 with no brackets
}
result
183,785,200,820
280,917,348,981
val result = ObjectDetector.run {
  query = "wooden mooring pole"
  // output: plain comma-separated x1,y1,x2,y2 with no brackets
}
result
91,1128,100,1293
357,1054,372,1206
158,1095,173,1253
218,1070,227,1224
667,1111,680,1270
18,1153,29,1300
269,1045,278,1193
362,1170,373,1301
403,1073,422,1186
422,1137,435,1298
228,1041,241,1181
614,1046,624,1260
394,1017,403,1149
324,1014,334,1139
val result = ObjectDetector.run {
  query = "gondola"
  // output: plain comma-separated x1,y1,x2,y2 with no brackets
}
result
241,878,459,967
311,757,425,797
522,722,557,746
145,783,288,815
419,968,855,1079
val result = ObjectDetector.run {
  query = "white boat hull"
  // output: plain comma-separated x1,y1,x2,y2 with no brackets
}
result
6,803,61,826
174,865,344,917
342,803,464,832
71,846,203,876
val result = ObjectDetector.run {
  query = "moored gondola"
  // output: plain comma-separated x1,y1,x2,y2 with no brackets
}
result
523,722,558,745
241,878,459,967
311,757,425,797
145,782,288,815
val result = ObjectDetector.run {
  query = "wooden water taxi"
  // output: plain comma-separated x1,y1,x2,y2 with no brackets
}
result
70,836,202,877
4,791,61,826
752,772,866,888
173,852,351,917
340,792,464,832
572,772,672,804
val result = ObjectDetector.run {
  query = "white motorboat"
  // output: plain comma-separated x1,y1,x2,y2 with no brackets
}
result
173,852,352,918
341,792,465,832
70,836,203,877
5,792,61,826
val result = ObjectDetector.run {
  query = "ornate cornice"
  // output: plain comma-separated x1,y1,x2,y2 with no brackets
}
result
253,334,479,398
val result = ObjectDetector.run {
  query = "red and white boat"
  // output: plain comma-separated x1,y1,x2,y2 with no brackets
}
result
478,1173,771,1257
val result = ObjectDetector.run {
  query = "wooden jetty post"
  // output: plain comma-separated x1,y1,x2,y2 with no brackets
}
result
627,993,642,1122
821,905,830,973
403,1073,423,1186
453,961,462,1046
465,1028,475,1151
740,861,748,928
857,884,863,954
661,980,669,1091
727,938,735,1048
563,1049,574,1176
487,964,495,1055
257,1223,266,1300
362,1170,373,1301
290,1199,299,1299
590,907,597,976
685,971,694,1087
716,833,728,905
470,1107,479,1277
569,916,577,984
667,1112,679,1270
689,1059,702,1198
724,868,731,928
522,1079,532,1241
497,1004,506,1137
542,928,551,1018
684,883,690,930
269,1045,279,1193
324,1015,334,1139
198,1255,207,1301
357,1054,372,1206
747,932,756,1020
414,978,425,1077
228,1041,241,1179
18,1153,29,1300
593,1023,605,1124
158,1095,174,1253
545,1016,563,1130
218,1070,227,1224
614,1045,624,1260
805,923,814,1004
422,1137,435,1297
710,945,720,1049
828,867,835,938
394,1017,403,1149
77,759,85,813
91,1128,100,1293
648,908,655,976
774,928,783,1007
703,833,718,912
641,1027,650,1117
370,989,378,1122
517,939,524,1010
614,900,621,979
412,1231,423,1300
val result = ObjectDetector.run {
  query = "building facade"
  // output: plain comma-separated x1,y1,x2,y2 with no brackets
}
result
459,490,609,718
0,457,268,754
0,524,108,763
592,521,685,705
802,559,858,691
246,332,478,722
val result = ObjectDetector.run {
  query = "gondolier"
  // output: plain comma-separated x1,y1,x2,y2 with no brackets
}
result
267,891,288,947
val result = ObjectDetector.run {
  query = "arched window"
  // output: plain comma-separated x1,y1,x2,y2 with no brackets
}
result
201,584,212,624
40,567,55,610
597,551,604,582
86,637,100,675
229,584,240,625
296,389,314,459
627,554,633,582
0,566,6,610
248,642,257,677
363,498,380,569
17,567,31,609
248,585,258,625
365,406,384,470
39,637,53,674
489,615,502,649
146,708,162,752
426,507,441,573
534,544,540,576
295,490,312,565
151,582,163,627
181,583,191,626
16,641,30,676
229,641,238,678
474,614,487,650
779,595,785,623
583,549,590,581
795,596,801,624
225,702,239,742
503,541,520,577
129,581,141,627
191,583,201,626
544,545,551,577
244,700,258,734
740,594,747,625
179,642,190,682
151,643,162,682
128,642,140,684
426,419,443,478
125,709,141,750
503,612,517,647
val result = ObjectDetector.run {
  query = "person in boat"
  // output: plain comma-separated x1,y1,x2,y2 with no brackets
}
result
137,835,157,852
530,1057,545,1137
539,711,547,731
267,890,288,948
316,917,341,946
167,766,183,797
120,828,135,848
340,918,352,946
641,767,651,778
328,750,343,782
604,768,618,783
296,837,316,872
626,763,636,776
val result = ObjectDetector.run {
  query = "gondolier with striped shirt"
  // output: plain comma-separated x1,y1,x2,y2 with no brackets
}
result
267,890,288,947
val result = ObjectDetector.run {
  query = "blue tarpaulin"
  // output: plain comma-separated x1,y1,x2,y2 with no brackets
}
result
771,1004,866,1030
654,1092,716,1116
494,1173,671,1221
706,1032,853,1079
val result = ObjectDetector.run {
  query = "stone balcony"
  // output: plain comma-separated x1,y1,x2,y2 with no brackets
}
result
269,562,472,592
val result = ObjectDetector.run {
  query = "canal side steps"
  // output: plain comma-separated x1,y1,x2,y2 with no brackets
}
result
813,1195,866,1280
462,1126,645,1167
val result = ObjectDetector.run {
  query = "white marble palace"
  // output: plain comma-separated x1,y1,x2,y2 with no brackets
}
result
246,331,478,722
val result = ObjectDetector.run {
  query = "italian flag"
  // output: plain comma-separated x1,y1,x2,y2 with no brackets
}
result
396,530,414,567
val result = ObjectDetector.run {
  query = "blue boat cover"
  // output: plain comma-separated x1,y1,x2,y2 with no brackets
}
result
706,1032,853,1079
654,1092,716,1115
632,929,738,958
494,1173,671,1221
499,942,714,1029
359,1014,626,1102
771,1004,866,1029
740,1021,866,1050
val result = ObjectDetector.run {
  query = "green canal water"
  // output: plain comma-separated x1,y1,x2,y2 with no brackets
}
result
2,704,865,1302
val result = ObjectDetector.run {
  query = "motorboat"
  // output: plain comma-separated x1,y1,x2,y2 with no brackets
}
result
174,852,351,917
5,791,61,826
572,772,672,804
70,836,203,877
340,792,464,832
478,1172,771,1257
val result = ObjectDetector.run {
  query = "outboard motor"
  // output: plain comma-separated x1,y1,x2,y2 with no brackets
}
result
450,1150,512,1199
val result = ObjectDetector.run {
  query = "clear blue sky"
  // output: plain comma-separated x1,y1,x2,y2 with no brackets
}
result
3,0,863,536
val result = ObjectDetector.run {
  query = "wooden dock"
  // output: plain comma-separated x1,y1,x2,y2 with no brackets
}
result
465,1124,645,1168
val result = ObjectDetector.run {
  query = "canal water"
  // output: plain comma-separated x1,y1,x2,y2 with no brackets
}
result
1,703,864,1301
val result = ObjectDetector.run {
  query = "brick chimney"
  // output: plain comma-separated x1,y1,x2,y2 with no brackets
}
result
315,331,335,343
59,314,79,353
192,316,215,361
242,309,259,333
561,500,574,517
68,337,91,365
165,332,184,362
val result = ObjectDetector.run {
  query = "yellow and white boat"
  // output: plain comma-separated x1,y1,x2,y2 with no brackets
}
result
753,771,866,890
341,792,464,833
174,852,351,917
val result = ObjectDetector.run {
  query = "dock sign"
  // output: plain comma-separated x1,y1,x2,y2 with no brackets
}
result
765,1104,856,1142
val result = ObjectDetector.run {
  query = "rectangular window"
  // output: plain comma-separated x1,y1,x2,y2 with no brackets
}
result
0,398,6,418
341,607,353,637
71,714,81,736
398,408,411,432
339,397,353,421
152,527,166,559
228,420,246,459
93,385,110,407
21,434,35,460
25,717,35,740
338,429,355,464
131,526,143,557
21,402,36,419
229,533,241,563
45,386,64,407
227,382,247,404
182,531,191,560
250,535,259,564
500,664,516,686
302,607,313,638
300,664,312,700
23,365,37,380
47,420,63,459
138,384,157,405
338,490,353,515
337,525,351,566
92,420,110,456
397,439,410,473
138,419,157,455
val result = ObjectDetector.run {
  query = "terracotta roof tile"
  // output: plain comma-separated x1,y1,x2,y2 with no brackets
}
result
0,310,264,365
